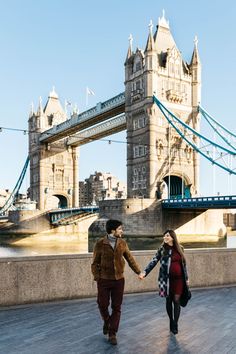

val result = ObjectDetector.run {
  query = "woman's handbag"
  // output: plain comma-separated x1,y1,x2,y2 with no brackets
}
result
180,283,192,307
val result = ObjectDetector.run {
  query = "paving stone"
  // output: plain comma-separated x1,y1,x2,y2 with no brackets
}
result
0,287,235,354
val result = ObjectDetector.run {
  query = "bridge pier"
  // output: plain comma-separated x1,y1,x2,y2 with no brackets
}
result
89,199,226,251
0,209,98,247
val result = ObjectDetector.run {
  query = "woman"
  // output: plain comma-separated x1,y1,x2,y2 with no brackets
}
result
139,229,189,334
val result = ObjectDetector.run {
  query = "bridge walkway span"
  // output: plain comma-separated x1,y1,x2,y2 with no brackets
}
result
162,195,236,209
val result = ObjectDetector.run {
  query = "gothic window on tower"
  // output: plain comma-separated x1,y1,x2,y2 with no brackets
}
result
135,61,141,72
133,116,146,130
136,80,141,91
48,114,54,126
140,116,146,127
139,146,144,156
133,145,147,158
133,119,139,130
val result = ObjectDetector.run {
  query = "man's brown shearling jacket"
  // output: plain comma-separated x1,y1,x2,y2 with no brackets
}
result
91,236,141,280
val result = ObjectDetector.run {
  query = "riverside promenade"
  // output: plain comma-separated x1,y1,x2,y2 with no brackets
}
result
0,286,235,354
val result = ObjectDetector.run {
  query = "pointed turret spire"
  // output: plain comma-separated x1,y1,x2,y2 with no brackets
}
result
37,96,43,115
44,88,67,122
145,20,155,52
158,9,169,29
29,102,34,117
190,35,201,65
49,86,58,99
149,19,153,34
126,34,133,61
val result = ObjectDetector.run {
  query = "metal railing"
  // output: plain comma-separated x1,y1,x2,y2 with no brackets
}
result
49,206,99,224
162,195,236,209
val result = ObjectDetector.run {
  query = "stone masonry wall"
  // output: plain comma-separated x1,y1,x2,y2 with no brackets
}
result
0,248,235,306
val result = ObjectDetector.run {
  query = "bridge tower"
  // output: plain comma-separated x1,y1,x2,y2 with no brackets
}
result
28,88,79,210
125,12,201,199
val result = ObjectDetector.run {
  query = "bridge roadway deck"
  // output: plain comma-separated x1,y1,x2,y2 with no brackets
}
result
0,286,235,354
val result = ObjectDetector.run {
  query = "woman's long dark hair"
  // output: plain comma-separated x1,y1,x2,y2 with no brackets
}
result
163,229,186,263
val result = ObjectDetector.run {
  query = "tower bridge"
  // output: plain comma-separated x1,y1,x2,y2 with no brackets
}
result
27,11,202,212
1,11,236,241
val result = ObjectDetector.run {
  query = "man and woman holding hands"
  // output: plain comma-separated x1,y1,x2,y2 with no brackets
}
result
91,219,189,346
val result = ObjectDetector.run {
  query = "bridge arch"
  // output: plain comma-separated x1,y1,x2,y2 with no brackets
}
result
45,194,69,209
162,173,192,199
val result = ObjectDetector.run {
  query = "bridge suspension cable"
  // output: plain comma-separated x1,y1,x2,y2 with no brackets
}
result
0,156,30,215
153,96,236,175
199,105,236,151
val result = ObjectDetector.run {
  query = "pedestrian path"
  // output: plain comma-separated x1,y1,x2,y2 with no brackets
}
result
0,287,235,354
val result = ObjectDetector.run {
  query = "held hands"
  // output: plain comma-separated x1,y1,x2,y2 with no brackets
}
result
138,271,146,280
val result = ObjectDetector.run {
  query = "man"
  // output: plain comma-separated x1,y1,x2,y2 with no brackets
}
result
91,219,141,345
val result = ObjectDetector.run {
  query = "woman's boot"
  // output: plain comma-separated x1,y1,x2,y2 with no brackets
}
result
172,321,178,335
169,319,175,333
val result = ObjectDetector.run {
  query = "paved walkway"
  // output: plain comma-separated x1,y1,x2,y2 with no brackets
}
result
0,287,236,354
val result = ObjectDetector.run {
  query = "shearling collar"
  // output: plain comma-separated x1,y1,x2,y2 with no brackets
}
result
103,235,122,247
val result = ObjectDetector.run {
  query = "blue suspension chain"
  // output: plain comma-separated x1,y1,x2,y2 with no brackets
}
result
0,156,30,215
153,96,236,175
199,105,236,151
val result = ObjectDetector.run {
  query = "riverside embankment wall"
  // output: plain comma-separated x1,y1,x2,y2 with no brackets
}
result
0,248,235,306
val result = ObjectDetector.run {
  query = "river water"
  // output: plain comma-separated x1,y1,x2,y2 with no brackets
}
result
0,234,235,257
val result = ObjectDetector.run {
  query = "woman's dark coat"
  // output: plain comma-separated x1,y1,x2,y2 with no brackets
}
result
144,245,188,297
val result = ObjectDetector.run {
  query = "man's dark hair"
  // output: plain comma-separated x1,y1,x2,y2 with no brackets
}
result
106,219,122,234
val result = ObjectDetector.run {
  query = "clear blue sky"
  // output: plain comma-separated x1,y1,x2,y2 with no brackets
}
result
0,0,236,196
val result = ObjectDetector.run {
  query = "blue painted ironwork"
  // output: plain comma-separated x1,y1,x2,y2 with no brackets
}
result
0,157,30,215
153,96,236,175
162,195,236,209
199,105,236,151
49,206,99,225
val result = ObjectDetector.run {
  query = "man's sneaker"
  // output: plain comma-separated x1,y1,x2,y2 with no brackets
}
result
108,335,117,345
103,320,109,335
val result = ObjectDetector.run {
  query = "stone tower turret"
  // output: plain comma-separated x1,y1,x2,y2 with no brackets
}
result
124,11,201,199
28,88,79,210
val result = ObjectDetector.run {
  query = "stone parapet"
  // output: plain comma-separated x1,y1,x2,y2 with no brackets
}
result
0,248,235,306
